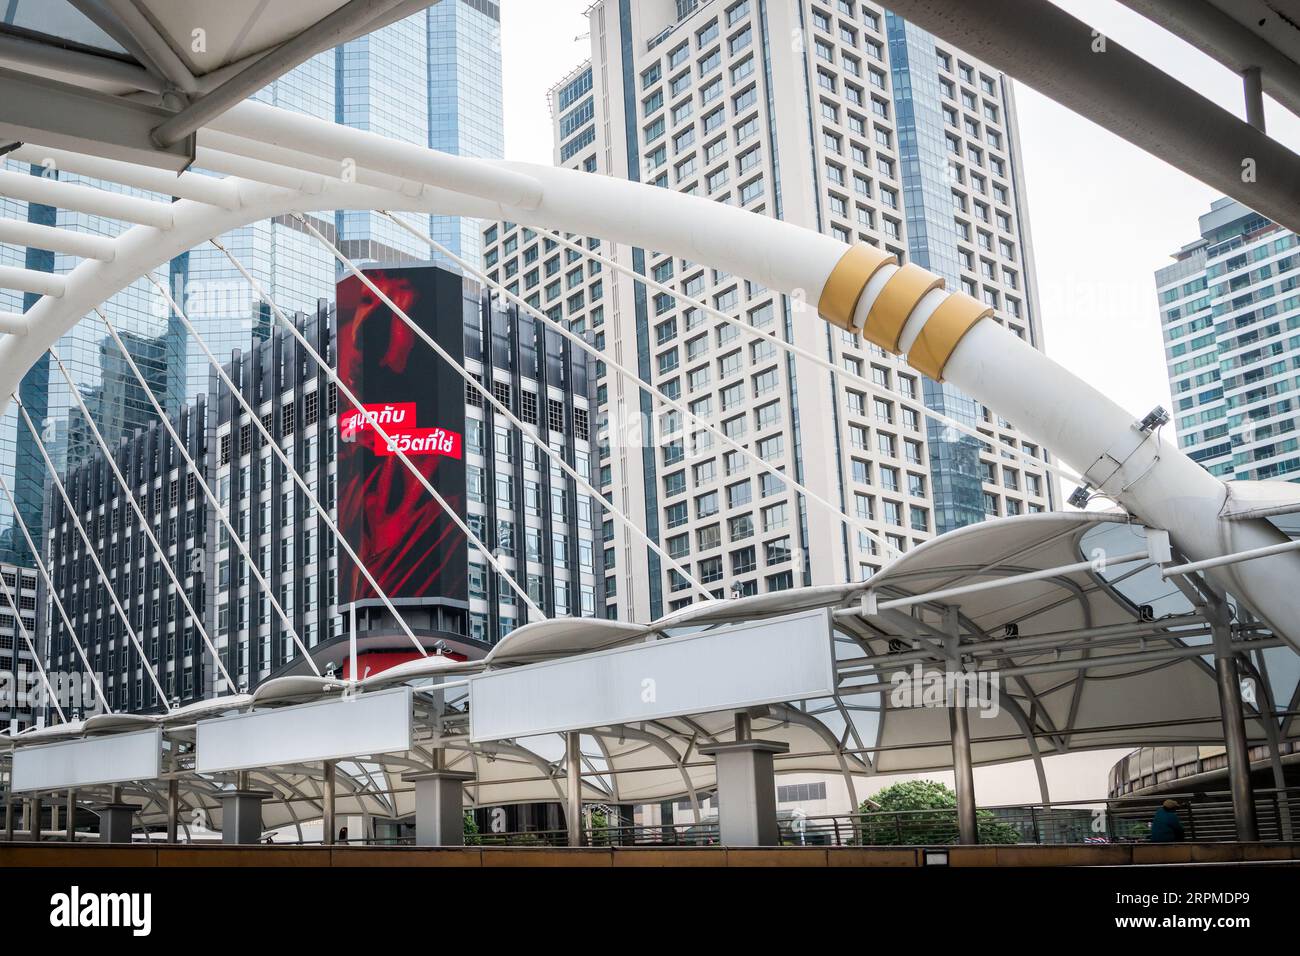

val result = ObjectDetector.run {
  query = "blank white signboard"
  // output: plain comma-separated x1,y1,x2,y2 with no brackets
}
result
196,687,412,773
12,728,161,792
470,608,835,742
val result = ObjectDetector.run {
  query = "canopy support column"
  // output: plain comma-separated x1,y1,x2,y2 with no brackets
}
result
949,699,979,845
323,762,337,846
97,803,135,843
220,790,271,845
699,716,788,846
27,793,41,841
1213,620,1259,841
1252,648,1293,840
402,770,473,847
3,790,13,841
65,789,76,841
166,779,179,843
565,732,583,848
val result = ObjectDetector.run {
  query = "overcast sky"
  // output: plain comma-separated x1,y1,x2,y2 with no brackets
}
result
499,0,1300,421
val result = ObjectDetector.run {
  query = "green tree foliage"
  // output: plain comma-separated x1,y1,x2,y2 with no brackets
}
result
463,811,481,846
857,779,1020,845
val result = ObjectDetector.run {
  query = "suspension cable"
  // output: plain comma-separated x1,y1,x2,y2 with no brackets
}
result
291,215,718,603
48,347,236,691
0,474,110,714
383,210,904,562
13,395,171,706
205,241,547,620
96,308,321,676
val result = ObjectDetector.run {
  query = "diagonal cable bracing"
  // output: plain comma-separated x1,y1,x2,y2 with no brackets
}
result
96,308,321,676
46,347,236,691
13,395,171,706
383,210,905,562
202,242,548,620
291,214,718,603
0,474,111,713
0,564,66,723
142,273,454,654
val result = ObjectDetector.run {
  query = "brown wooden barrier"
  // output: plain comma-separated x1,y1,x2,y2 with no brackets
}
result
2,841,1299,867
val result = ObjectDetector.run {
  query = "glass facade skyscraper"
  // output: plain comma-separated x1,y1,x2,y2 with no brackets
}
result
1156,197,1300,483
0,1,504,566
428,0,506,266
886,13,984,533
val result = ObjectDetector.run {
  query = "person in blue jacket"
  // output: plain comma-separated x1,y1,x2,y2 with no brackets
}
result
1150,799,1186,843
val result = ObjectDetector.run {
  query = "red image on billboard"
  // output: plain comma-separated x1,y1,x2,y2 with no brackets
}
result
336,268,468,606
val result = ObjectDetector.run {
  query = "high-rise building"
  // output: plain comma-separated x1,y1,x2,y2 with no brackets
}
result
0,2,504,568
484,0,1053,621
0,562,43,732
45,268,600,711
1155,197,1300,483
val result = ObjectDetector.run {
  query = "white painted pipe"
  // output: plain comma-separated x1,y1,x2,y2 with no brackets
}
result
208,99,543,210
0,312,27,335
0,169,174,229
0,217,115,261
0,265,64,297
9,144,239,210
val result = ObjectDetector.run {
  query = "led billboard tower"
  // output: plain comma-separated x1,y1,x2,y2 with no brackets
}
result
336,267,469,614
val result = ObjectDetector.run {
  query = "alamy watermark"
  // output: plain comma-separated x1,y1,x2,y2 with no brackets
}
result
0,668,106,716
889,664,1001,718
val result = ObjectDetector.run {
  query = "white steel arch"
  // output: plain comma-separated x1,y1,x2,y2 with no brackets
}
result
0,99,1294,650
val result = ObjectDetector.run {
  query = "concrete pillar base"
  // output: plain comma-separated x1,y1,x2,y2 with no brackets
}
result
95,803,136,844
697,739,789,846
220,790,272,845
402,771,473,847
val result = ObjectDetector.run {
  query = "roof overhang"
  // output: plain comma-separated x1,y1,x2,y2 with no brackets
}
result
0,0,441,171
885,0,1300,235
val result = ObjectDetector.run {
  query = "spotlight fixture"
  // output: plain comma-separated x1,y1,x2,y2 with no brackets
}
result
1138,405,1170,433
1067,485,1091,509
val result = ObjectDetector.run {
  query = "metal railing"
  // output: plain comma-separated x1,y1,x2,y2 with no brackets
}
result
5,787,1296,847
589,787,1300,847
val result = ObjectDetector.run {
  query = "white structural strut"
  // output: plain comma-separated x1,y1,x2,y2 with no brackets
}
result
0,169,175,228
0,264,65,298
0,218,115,262
0,105,1292,648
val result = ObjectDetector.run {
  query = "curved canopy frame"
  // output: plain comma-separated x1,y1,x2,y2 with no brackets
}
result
2,512,1290,833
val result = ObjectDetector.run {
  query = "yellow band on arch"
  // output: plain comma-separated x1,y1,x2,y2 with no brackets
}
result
863,264,945,353
908,292,991,382
816,243,895,332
